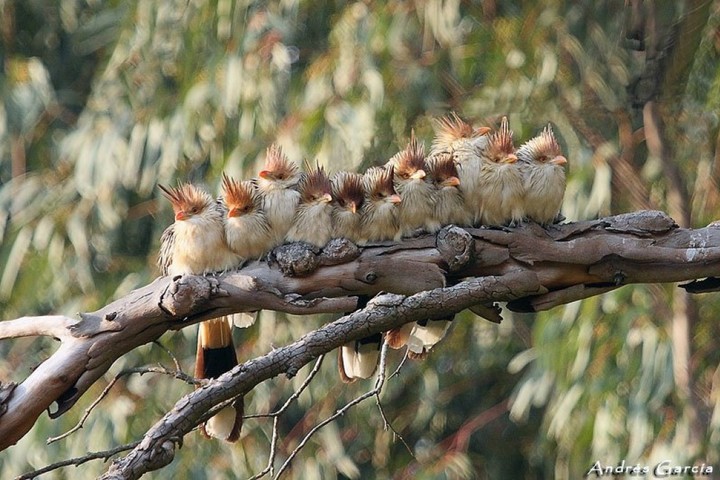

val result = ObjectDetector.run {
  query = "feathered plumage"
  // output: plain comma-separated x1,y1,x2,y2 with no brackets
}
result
221,174,273,260
286,162,333,247
359,166,401,243
426,153,472,227
430,113,492,225
517,124,567,225
386,133,438,237
256,144,302,246
476,116,524,226
157,183,243,442
331,171,365,241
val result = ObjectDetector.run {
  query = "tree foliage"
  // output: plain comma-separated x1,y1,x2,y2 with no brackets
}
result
1,1,720,478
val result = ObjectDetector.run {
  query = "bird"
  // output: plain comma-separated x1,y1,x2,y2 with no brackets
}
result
517,124,568,225
425,153,472,228
476,116,524,226
255,144,302,247
430,113,492,226
157,183,243,442
221,174,274,260
332,166,402,382
285,162,334,248
358,166,402,244
220,174,274,328
330,171,365,241
386,133,438,237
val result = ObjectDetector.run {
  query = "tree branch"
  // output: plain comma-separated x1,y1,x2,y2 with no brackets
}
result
1,212,719,475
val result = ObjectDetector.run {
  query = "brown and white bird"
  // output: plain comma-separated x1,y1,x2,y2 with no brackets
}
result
517,124,567,225
221,174,274,260
157,183,243,442
334,167,401,382
358,166,402,244
331,171,365,241
221,174,274,328
431,113,492,226
285,162,334,248
476,116,524,226
386,133,438,237
256,144,302,246
426,153,472,228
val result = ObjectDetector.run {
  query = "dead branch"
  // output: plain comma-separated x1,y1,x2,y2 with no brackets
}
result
1,211,720,478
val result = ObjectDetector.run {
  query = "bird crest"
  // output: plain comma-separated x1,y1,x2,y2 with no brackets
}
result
364,166,397,199
299,161,332,202
431,112,489,152
221,174,258,212
158,183,213,216
486,116,516,163
534,124,564,160
261,144,298,180
427,153,460,185
332,172,365,211
391,131,426,179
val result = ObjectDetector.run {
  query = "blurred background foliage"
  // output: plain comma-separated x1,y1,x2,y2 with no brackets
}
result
1,0,720,478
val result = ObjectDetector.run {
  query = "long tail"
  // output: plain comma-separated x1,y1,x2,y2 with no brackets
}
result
406,315,454,360
338,333,383,383
195,317,243,442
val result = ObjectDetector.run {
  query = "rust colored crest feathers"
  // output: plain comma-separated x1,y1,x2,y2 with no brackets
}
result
299,162,332,202
158,183,213,214
221,174,256,211
393,132,426,178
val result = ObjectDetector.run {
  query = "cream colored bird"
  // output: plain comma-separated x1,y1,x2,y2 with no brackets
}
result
221,174,273,260
426,153,472,228
330,172,379,383
358,166,402,244
476,116,524,226
157,183,243,442
386,133,438,237
431,113,492,225
221,174,274,328
517,124,568,225
331,171,365,241
256,144,302,246
286,162,334,248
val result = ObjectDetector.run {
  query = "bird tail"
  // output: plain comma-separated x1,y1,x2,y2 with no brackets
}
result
196,317,243,442
231,311,258,328
338,333,383,383
406,316,454,360
385,323,414,349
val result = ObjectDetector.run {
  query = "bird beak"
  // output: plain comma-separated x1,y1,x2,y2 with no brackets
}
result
388,194,402,204
410,169,426,180
476,126,491,136
550,155,568,166
442,176,460,187
349,201,357,214
504,154,518,164
258,170,273,179
175,211,188,221
228,207,240,218
321,193,333,203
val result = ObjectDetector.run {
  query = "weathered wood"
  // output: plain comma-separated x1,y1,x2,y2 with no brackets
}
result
1,211,719,463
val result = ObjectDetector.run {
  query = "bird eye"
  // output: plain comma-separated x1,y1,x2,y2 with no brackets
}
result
276,173,286,180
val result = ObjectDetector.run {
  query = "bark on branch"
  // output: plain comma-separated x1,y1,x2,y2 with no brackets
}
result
1,210,719,474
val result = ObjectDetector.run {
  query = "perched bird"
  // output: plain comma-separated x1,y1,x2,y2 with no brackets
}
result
256,144,302,246
517,124,568,225
157,183,243,442
476,116,524,226
220,174,274,328
431,113,492,225
358,166,402,244
426,153,472,228
335,167,401,382
221,174,273,260
285,162,334,248
386,133,439,237
331,171,365,241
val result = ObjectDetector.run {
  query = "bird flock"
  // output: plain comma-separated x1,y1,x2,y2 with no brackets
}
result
157,113,568,441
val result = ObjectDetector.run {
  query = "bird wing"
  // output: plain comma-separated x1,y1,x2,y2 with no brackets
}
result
158,223,175,276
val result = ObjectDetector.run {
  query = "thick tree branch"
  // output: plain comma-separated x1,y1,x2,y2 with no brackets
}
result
1,211,719,466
